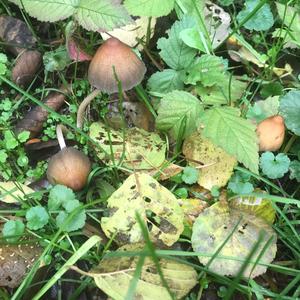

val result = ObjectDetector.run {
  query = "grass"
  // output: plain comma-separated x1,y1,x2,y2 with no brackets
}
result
1,0,300,299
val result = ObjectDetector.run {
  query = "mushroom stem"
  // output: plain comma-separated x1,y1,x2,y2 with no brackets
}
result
56,124,68,150
77,89,101,128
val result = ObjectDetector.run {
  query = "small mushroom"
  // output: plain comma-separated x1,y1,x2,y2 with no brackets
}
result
256,115,285,151
77,37,146,128
47,125,91,191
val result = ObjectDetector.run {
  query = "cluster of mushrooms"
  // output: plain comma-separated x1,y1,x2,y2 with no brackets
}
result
46,37,146,191
46,37,286,192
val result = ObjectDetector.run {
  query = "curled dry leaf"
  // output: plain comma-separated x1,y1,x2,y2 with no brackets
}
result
0,15,36,56
0,236,42,288
0,181,34,204
256,115,285,151
12,50,42,87
67,38,92,62
101,173,184,246
192,201,277,278
101,17,157,50
15,87,69,138
89,122,166,170
86,243,197,300
183,132,237,190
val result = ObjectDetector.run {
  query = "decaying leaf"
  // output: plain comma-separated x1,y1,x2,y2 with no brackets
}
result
89,122,166,170
146,162,183,181
87,243,197,300
0,181,34,204
192,201,277,278
12,50,42,87
0,15,37,55
101,17,157,50
0,236,42,288
101,173,184,246
67,38,92,62
183,132,237,190
230,193,276,224
15,86,69,138
178,198,208,226
106,101,154,131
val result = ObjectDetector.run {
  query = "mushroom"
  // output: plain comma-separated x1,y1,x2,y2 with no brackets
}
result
47,125,91,191
256,115,285,151
76,37,146,128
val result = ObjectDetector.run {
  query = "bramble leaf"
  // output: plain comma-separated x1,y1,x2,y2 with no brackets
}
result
260,152,290,179
200,107,259,174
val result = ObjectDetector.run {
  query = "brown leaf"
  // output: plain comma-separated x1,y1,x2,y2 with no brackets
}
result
12,50,42,87
0,238,42,288
0,16,36,56
67,38,92,62
15,86,69,138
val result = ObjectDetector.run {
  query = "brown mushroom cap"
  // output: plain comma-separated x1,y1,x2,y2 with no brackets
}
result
47,147,91,191
88,37,146,94
256,115,285,151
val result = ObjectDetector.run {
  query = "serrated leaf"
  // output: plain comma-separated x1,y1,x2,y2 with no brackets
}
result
56,209,86,232
192,201,277,278
101,173,184,246
156,90,203,139
195,75,247,105
2,220,25,243
182,167,199,185
75,0,132,32
157,16,197,70
230,194,276,224
147,69,184,94
124,0,174,17
200,107,259,174
48,184,76,211
90,244,197,300
279,90,300,135
9,0,77,22
237,0,274,31
89,122,166,170
183,132,237,190
0,182,34,203
185,54,227,86
26,206,49,230
260,152,290,179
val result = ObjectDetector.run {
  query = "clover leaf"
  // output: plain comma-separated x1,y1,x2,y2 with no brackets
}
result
260,152,290,179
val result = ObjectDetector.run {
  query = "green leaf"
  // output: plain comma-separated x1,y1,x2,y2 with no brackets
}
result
56,209,86,232
43,46,70,72
195,75,247,105
124,0,174,17
0,53,8,64
183,132,237,190
147,69,184,94
17,131,31,143
75,0,132,31
157,16,197,70
156,90,203,139
228,171,254,195
192,201,277,278
48,184,76,211
200,107,259,174
0,63,7,75
0,150,8,163
4,130,18,150
63,199,80,213
289,160,300,182
90,244,197,300
237,0,274,31
101,173,184,246
26,206,49,230
2,220,25,243
9,0,77,22
279,90,300,135
185,54,227,86
182,167,199,185
260,152,290,179
180,27,207,52
89,122,166,170
218,0,233,6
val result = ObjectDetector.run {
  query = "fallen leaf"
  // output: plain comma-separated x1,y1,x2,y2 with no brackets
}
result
101,173,184,246
192,201,277,278
12,50,42,87
90,122,166,170
87,243,197,300
145,162,183,181
183,132,237,190
0,182,34,204
67,38,92,62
